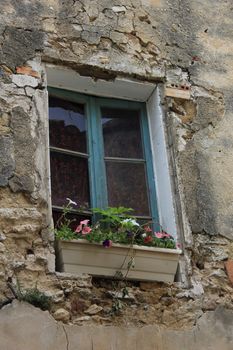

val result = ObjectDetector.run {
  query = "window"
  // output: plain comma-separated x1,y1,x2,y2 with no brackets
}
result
48,87,159,227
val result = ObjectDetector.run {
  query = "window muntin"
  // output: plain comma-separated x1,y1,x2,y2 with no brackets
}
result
48,87,159,226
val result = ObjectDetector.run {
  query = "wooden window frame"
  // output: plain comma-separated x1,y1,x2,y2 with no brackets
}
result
48,87,159,226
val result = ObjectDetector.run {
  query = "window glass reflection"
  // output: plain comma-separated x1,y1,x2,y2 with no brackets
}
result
106,161,150,216
101,108,143,159
49,96,87,153
50,151,90,208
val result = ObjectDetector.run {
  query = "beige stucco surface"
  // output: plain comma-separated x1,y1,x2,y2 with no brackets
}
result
1,301,233,350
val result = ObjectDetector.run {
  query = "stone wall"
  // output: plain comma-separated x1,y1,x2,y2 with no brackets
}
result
0,0,233,341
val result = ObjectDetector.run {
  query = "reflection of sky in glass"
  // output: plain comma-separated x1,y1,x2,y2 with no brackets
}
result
101,117,112,125
49,107,86,132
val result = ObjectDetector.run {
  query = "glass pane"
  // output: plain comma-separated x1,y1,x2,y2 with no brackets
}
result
101,107,143,159
49,96,87,153
50,151,90,208
105,161,150,216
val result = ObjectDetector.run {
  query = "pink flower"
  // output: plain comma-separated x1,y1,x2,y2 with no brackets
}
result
75,225,82,233
154,231,172,239
154,232,164,239
75,219,91,235
82,226,92,235
144,226,152,232
80,219,90,225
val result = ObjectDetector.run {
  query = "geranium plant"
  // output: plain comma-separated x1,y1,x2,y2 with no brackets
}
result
55,199,177,250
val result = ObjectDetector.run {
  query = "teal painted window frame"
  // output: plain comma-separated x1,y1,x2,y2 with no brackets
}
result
48,87,159,226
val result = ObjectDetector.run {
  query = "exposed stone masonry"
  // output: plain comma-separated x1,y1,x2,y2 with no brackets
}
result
0,0,233,333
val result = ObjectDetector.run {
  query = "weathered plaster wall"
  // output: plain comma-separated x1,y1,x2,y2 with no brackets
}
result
1,301,233,350
0,0,233,342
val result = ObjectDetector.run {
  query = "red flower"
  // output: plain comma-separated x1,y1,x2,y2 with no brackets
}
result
144,236,153,243
144,226,152,232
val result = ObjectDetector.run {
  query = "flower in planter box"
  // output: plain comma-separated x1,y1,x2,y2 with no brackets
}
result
82,226,92,234
55,201,181,287
144,226,152,233
144,235,153,244
66,198,77,206
121,218,139,227
55,202,177,250
75,220,92,235
154,231,172,239
102,239,113,248
126,231,134,238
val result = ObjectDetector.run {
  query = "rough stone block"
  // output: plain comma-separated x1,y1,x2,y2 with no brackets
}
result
0,27,44,70
0,136,15,187
0,207,42,223
9,106,37,194
53,308,70,322
225,260,233,285
56,272,92,288
12,74,38,88
84,304,103,315
112,6,126,13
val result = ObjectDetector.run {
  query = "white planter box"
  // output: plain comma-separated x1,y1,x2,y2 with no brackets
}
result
56,239,181,282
